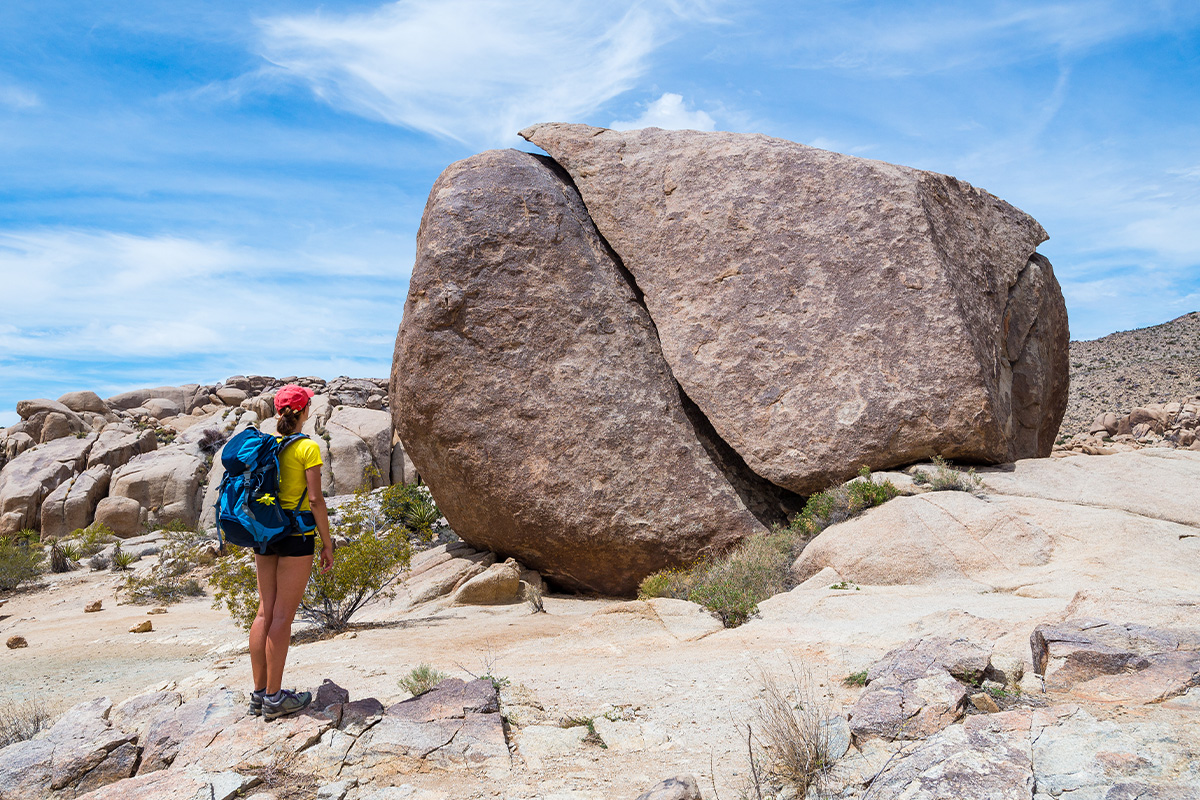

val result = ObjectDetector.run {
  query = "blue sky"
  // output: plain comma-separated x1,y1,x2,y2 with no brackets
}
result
2,1,1199,426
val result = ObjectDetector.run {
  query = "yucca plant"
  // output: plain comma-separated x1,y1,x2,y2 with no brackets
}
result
49,540,77,573
111,549,137,571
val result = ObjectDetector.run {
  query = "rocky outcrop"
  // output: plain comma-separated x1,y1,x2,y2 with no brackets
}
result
1031,619,1200,703
520,123,1069,491
792,490,1053,587
110,449,207,530
322,406,393,494
1057,395,1200,455
848,637,991,741
87,427,157,471
391,149,771,595
0,434,97,534
106,385,206,414
392,125,1068,593
39,464,112,539
0,698,135,799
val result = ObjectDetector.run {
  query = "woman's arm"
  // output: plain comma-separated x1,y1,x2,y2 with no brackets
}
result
305,465,334,572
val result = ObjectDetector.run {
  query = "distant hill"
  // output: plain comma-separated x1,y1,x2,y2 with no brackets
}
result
1062,311,1200,435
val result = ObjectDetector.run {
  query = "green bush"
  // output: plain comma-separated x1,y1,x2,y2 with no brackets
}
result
211,488,413,632
120,528,214,605
122,574,204,603
912,456,982,492
379,483,442,541
790,466,898,537
398,664,448,697
69,523,118,557
842,670,869,687
0,538,42,591
641,468,898,627
640,530,794,627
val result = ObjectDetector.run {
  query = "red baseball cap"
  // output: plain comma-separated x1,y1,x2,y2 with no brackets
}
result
274,384,314,411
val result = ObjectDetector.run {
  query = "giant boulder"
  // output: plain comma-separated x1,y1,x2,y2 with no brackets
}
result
391,149,771,595
520,124,1069,493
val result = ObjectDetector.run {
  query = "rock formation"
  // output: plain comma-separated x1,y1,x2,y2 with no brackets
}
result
391,125,1069,593
0,375,407,537
390,149,771,595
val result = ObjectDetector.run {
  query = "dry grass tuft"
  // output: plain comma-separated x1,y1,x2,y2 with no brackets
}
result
0,697,52,748
743,666,838,799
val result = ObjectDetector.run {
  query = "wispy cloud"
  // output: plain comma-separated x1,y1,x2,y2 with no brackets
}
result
791,1,1200,76
0,81,40,110
256,0,702,146
610,92,716,131
0,229,412,408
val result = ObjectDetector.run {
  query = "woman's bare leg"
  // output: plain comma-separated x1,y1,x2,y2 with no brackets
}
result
249,553,279,691
264,554,315,693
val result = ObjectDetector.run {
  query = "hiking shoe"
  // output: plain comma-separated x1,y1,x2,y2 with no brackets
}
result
262,689,312,721
247,689,265,717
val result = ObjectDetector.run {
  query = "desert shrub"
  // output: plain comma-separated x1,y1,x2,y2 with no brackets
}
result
912,456,982,492
789,466,899,537
379,483,443,541
640,529,793,627
211,489,413,632
89,553,111,571
398,664,448,697
159,518,199,534
842,670,869,687
641,469,898,627
71,523,118,557
0,697,52,748
0,538,42,591
120,528,215,605
123,574,204,603
743,667,839,799
197,427,228,456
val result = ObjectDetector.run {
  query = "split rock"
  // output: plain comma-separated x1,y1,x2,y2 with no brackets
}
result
391,148,770,595
521,123,1069,493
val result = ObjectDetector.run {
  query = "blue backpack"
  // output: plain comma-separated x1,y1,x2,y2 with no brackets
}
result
216,428,314,552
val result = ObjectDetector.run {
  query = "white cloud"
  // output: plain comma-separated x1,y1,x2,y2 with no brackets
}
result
610,92,716,131
0,229,412,365
0,82,40,110
257,0,702,146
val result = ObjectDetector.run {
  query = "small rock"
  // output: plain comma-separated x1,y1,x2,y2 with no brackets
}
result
317,779,358,800
130,620,153,633
969,692,1001,713
635,775,702,800
313,678,351,711
6,635,28,649
147,607,168,615
85,600,103,613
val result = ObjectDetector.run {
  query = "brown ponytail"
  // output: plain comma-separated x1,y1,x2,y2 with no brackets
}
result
277,406,302,436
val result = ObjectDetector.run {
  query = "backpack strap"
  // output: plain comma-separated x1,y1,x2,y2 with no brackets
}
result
278,433,315,534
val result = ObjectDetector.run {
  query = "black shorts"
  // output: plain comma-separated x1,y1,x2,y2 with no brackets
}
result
258,534,316,558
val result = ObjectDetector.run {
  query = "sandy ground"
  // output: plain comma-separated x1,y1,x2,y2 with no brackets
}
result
5,450,1199,798
1,554,1063,799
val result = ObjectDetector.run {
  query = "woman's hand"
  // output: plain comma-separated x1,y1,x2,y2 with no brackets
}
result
319,541,334,573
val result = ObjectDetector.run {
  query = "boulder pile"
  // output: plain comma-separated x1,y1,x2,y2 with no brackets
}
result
0,376,410,538
391,124,1070,594
1056,396,1200,456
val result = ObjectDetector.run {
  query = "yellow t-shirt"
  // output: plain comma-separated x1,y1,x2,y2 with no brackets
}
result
277,437,323,511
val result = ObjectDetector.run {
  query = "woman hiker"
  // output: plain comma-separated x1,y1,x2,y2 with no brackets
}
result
247,383,335,721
